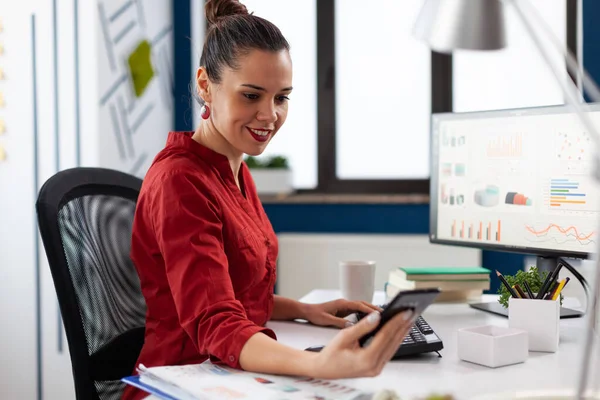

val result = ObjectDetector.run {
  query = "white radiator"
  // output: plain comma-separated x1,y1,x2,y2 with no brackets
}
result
276,234,482,300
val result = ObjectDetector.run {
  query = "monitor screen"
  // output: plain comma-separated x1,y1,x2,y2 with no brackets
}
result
430,104,600,259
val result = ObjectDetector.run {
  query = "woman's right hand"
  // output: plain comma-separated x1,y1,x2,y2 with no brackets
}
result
311,309,415,379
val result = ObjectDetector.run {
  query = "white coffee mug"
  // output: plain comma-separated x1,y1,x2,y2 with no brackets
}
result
339,261,376,302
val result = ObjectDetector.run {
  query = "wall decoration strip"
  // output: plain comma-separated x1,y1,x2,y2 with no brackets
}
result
109,103,127,160
129,152,148,176
52,0,64,354
113,20,136,44
31,13,42,400
117,96,134,157
100,73,128,106
74,0,81,167
109,0,134,23
152,25,172,47
156,48,173,110
131,102,154,134
157,60,172,110
162,46,174,93
135,0,146,29
98,2,117,72
52,0,60,173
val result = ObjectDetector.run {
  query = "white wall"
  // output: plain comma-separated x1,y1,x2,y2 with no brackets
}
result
277,234,481,300
0,4,37,399
0,1,174,399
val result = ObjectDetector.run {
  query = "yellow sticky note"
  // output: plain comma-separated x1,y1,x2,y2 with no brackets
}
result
0,119,5,134
0,92,4,107
0,18,3,33
0,67,4,80
0,43,3,55
0,146,6,162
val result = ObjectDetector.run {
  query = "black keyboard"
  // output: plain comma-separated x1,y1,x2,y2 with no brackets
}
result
354,308,443,358
395,315,443,358
305,311,444,359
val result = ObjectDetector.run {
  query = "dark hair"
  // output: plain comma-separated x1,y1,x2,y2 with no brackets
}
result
200,0,290,85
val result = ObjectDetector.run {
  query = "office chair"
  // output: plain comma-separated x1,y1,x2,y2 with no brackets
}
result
36,167,147,400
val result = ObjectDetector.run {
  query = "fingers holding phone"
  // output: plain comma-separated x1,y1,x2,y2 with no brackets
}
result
312,308,416,379
308,288,439,379
351,309,416,375
367,309,415,369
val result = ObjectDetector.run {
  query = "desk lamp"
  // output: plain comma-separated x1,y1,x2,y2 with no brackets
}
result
413,0,600,398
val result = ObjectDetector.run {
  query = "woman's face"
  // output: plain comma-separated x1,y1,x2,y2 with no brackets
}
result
199,49,293,157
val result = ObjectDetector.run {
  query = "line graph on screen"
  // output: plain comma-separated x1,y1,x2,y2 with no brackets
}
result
524,223,596,247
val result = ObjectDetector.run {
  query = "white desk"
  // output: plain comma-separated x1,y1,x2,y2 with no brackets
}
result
266,289,599,399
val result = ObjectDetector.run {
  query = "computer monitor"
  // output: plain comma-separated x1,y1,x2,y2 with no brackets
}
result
430,103,600,272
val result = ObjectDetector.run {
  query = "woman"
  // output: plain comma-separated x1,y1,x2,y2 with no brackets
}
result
123,1,415,399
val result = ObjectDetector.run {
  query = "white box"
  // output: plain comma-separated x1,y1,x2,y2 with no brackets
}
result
249,169,293,195
509,298,560,352
457,325,528,368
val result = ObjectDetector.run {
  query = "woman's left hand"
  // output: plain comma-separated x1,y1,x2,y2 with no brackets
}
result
303,299,382,329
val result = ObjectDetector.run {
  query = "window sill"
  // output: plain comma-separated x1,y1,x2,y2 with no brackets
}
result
259,192,429,205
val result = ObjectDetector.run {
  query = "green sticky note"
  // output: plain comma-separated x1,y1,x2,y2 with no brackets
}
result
128,40,154,97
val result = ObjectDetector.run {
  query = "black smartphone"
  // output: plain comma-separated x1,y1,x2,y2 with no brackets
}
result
358,288,440,347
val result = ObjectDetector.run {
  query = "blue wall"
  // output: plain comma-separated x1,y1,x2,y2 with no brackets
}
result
583,1,600,102
173,1,192,131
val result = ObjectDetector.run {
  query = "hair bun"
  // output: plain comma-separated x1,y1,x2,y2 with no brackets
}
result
205,0,249,26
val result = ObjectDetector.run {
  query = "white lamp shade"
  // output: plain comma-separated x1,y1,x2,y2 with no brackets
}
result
413,0,507,53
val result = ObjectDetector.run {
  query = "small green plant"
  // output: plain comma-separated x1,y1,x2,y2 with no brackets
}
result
244,155,262,169
244,155,290,169
372,391,455,400
265,155,289,169
421,395,455,400
497,266,563,308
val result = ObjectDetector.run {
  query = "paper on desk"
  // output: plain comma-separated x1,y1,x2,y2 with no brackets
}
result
137,361,375,400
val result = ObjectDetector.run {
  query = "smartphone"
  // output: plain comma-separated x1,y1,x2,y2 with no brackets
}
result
358,288,440,347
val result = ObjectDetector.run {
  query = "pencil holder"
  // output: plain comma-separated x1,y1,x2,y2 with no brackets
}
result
508,297,560,352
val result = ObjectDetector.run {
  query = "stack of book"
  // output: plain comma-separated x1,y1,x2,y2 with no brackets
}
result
385,266,491,302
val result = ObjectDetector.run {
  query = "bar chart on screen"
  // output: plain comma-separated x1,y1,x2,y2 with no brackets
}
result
451,219,502,242
543,177,600,212
486,132,523,158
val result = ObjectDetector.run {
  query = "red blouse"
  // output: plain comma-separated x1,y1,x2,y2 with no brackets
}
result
123,131,278,400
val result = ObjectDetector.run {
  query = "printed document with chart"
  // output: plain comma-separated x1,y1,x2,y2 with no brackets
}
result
122,361,374,400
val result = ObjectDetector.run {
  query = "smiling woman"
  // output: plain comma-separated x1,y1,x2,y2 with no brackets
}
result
122,2,417,399
194,49,293,164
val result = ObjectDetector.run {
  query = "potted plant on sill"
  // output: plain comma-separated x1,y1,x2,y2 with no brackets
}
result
244,155,294,195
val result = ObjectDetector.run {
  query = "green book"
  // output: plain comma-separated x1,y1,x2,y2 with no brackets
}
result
393,266,491,281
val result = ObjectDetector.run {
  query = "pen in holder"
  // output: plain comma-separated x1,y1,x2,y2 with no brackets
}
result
508,297,560,352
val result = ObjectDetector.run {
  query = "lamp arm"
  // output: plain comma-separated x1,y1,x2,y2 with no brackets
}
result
508,1,600,398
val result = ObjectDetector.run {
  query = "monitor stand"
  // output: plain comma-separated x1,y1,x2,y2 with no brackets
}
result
470,255,584,319
536,255,559,274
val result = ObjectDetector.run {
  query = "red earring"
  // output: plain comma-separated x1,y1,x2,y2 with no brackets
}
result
200,104,211,120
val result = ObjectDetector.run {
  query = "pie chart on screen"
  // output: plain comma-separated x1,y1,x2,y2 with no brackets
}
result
505,192,532,206
474,185,500,207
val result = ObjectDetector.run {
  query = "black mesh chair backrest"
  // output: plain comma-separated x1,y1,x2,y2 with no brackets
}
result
36,167,147,400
